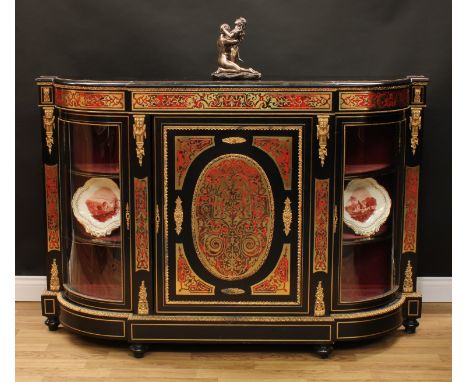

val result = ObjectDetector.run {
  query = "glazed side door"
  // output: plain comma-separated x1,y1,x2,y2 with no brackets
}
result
58,111,133,311
331,111,406,312
153,115,313,314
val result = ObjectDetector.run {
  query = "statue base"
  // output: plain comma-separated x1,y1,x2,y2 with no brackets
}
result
212,71,261,80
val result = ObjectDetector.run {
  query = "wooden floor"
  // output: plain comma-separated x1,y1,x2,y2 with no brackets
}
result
16,302,451,382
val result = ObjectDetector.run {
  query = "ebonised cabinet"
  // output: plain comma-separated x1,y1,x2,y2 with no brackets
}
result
37,76,428,358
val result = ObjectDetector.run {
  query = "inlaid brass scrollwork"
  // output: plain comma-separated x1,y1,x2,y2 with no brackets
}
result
133,115,146,166
317,115,330,167
155,204,160,235
49,258,60,292
125,203,130,230
409,107,422,155
43,107,55,154
138,281,149,315
314,281,325,317
333,205,338,234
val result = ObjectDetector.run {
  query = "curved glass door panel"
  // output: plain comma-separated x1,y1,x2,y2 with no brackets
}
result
339,122,400,303
66,122,123,302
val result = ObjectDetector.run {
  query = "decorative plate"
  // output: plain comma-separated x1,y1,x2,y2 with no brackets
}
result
71,177,121,237
343,178,391,237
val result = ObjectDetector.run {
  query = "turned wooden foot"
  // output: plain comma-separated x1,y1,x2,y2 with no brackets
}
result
316,344,333,359
44,316,60,331
129,343,148,358
403,318,420,334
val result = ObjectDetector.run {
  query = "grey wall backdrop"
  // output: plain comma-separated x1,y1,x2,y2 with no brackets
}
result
16,0,451,276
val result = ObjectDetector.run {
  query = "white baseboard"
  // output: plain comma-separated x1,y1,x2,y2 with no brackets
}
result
15,276,46,301
14,276,452,302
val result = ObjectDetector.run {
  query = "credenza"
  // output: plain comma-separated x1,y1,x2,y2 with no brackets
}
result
37,76,428,358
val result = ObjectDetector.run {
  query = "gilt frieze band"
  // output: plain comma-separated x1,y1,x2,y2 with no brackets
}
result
55,88,125,110
44,164,60,252
132,90,332,111
339,88,409,111
402,166,420,253
134,177,150,271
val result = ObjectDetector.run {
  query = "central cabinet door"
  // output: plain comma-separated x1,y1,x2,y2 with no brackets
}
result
154,117,313,314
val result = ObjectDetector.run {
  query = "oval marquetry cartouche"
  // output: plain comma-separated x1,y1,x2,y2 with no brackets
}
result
191,154,274,281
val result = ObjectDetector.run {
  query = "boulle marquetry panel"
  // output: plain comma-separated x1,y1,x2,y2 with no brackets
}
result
37,76,428,358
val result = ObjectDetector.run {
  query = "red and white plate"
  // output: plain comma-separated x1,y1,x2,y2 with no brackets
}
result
343,178,391,237
71,178,121,237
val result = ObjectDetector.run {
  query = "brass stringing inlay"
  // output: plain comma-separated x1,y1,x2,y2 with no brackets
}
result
138,281,149,315
43,107,55,154
283,197,292,236
49,258,60,292
409,107,422,155
125,203,130,230
191,154,274,281
155,203,160,235
403,260,414,293
174,196,183,235
316,115,330,167
222,136,246,144
133,115,146,166
314,281,325,317
333,205,338,234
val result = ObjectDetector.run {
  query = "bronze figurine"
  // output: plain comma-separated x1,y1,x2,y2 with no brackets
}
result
212,17,261,80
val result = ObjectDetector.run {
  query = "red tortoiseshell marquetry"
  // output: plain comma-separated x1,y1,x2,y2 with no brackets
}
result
313,179,329,273
44,164,60,252
339,88,409,111
252,136,292,190
403,166,420,253
175,136,215,190
251,244,290,295
132,90,332,111
55,88,125,110
134,177,150,271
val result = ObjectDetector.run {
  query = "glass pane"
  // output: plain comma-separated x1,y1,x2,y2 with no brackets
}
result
345,124,396,174
340,123,398,303
66,123,123,302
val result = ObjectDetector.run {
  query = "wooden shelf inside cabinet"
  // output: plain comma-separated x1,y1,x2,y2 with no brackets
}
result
72,234,121,248
342,232,393,246
71,169,120,179
344,165,396,180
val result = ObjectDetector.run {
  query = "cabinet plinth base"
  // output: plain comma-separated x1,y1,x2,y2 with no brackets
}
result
47,292,422,357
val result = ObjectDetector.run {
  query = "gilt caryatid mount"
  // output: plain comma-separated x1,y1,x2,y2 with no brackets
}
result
212,17,261,80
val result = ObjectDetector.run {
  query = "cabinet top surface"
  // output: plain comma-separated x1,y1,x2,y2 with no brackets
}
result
37,76,428,89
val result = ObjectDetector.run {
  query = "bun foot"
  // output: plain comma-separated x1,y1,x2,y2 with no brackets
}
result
316,344,333,359
129,343,148,358
403,318,420,334
44,316,59,331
